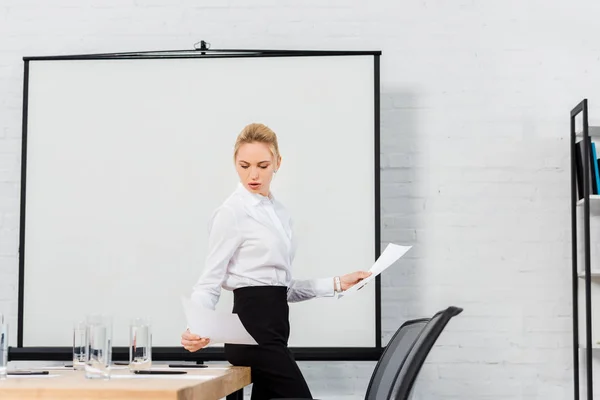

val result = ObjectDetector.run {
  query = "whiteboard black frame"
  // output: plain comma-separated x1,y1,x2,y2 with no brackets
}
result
12,48,382,362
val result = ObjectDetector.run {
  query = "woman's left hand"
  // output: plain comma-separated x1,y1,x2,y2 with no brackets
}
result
340,271,372,291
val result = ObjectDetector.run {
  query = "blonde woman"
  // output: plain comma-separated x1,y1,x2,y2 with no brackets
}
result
181,123,370,400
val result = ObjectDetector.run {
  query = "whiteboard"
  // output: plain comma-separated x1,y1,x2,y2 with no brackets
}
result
20,53,378,350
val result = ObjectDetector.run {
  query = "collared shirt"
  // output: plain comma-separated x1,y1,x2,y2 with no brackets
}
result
191,183,334,310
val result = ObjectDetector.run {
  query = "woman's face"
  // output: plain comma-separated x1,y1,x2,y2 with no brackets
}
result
235,142,281,197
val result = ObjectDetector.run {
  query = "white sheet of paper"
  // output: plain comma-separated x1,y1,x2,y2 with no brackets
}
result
338,243,412,298
181,297,258,345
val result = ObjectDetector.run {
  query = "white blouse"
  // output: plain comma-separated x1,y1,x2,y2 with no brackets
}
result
191,183,334,310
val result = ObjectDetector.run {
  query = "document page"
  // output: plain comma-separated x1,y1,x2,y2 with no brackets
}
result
338,243,412,298
181,297,258,345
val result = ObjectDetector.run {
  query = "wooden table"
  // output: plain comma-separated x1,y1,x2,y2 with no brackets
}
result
0,365,251,400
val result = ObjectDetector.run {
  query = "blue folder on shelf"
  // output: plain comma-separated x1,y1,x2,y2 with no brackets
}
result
592,142,600,194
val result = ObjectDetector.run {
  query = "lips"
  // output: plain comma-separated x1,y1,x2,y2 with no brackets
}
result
248,182,261,190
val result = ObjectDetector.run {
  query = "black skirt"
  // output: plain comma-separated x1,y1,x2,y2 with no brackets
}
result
224,286,313,400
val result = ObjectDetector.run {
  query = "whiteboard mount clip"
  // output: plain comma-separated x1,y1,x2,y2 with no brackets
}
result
194,40,211,55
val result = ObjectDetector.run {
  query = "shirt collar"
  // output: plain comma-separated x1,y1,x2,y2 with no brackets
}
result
236,182,274,206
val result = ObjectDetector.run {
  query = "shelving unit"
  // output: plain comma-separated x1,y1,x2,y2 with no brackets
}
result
579,344,600,350
571,98,600,400
577,271,600,279
576,126,600,137
576,195,600,214
576,194,600,205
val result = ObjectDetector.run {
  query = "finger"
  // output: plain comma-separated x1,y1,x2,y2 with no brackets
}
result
182,339,202,346
183,337,209,345
183,333,200,340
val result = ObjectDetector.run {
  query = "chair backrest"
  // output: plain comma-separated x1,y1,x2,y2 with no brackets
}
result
364,318,429,400
390,306,463,400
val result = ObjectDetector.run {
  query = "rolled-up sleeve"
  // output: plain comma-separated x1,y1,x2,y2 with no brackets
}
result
191,206,240,310
287,277,334,303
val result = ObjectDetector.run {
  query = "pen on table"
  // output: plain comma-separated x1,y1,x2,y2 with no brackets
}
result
168,364,208,368
8,370,49,375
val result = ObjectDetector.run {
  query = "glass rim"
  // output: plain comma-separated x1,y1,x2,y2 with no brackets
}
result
130,317,151,326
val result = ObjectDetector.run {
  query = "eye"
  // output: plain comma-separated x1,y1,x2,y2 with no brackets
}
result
240,165,249,169
259,166,268,169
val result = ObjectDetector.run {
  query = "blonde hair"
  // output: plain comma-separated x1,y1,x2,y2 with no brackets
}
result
234,123,280,162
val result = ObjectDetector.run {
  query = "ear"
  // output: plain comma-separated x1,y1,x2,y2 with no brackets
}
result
276,156,282,172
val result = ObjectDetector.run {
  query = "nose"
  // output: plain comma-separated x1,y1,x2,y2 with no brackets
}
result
249,166,259,179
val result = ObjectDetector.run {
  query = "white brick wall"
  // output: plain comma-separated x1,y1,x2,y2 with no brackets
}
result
1,0,598,398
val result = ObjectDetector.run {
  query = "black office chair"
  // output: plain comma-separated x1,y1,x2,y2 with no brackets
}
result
364,318,429,400
273,306,462,400
388,306,464,400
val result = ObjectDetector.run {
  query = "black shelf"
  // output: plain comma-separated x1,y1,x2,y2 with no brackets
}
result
571,98,594,400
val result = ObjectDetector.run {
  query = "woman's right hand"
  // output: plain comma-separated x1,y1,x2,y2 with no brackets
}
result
181,329,210,352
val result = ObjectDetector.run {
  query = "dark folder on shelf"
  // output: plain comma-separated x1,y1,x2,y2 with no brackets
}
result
575,137,598,198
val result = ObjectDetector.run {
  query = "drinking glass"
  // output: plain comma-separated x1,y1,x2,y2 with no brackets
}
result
129,318,152,371
72,320,87,370
0,314,7,380
85,314,112,379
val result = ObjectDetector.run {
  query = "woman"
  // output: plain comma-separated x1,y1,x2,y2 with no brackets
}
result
181,123,371,400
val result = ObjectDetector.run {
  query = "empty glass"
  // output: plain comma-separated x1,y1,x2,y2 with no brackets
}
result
85,315,112,379
72,320,87,370
0,314,7,380
129,318,152,371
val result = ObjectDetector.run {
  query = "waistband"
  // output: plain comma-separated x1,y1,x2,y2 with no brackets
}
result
233,285,287,297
